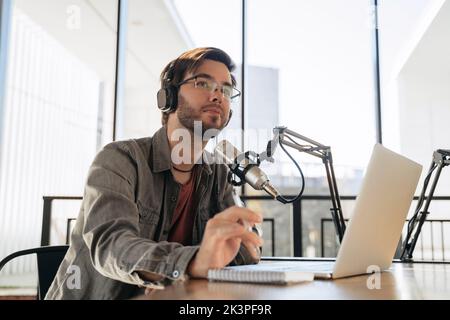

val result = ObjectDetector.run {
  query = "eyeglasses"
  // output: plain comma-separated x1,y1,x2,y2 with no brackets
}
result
177,75,241,102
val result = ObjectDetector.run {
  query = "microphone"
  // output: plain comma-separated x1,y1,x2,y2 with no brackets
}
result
214,140,281,199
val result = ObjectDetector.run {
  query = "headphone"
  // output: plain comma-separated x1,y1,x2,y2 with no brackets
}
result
157,60,179,113
157,59,233,126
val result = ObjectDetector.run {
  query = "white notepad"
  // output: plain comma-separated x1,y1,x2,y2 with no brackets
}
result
207,264,314,285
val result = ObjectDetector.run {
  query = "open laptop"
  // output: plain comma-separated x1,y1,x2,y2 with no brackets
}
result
262,143,423,279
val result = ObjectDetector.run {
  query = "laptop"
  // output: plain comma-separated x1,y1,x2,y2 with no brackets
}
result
263,143,423,279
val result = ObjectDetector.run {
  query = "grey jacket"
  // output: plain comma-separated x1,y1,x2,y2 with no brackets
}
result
45,126,257,300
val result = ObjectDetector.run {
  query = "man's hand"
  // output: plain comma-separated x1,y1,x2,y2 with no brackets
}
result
187,206,263,278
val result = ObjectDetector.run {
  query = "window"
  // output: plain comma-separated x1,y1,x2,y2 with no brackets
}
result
119,0,243,147
0,0,118,275
246,0,377,257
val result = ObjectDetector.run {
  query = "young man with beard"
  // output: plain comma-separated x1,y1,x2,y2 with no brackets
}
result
46,47,263,300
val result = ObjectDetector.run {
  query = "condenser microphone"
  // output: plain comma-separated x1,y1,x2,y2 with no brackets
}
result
214,140,281,199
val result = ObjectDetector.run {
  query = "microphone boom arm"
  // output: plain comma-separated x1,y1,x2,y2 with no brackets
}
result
268,126,346,243
222,126,347,243
400,149,450,261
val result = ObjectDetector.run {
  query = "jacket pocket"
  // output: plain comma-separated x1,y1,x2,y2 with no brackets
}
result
137,201,159,225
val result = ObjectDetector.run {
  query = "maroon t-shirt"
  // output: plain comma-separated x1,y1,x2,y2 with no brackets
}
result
168,168,198,245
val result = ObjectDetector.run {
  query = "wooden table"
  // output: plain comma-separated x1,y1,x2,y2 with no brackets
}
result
135,260,450,300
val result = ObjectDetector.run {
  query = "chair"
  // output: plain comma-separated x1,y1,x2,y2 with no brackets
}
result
0,245,69,300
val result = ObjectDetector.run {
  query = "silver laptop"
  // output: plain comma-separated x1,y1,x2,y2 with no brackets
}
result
264,144,422,279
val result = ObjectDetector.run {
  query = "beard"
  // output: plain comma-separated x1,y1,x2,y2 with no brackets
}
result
176,96,228,136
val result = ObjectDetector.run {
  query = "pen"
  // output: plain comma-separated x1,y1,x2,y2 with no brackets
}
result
232,188,263,236
232,188,263,258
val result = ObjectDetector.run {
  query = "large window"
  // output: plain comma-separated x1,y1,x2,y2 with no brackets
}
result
245,0,377,256
119,0,242,142
0,0,118,277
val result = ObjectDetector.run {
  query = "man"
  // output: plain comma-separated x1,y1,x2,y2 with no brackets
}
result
46,47,263,299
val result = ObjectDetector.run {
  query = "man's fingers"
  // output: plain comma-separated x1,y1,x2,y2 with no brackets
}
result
242,240,262,260
207,220,247,239
240,228,264,247
242,231,263,261
214,206,262,224
206,219,263,246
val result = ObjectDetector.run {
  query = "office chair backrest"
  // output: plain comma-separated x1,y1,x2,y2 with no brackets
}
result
0,245,69,300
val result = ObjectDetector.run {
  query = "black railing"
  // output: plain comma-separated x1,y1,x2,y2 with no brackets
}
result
42,195,277,254
41,196,277,254
321,218,450,261
242,194,450,258
405,219,450,261
41,196,82,246
262,218,275,256
242,194,359,257
320,218,349,258
66,218,77,245
42,195,450,260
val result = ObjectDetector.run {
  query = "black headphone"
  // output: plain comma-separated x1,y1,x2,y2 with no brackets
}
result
157,60,178,113
156,59,234,126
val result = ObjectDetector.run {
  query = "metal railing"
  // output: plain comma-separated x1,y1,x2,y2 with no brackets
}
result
41,196,278,254
414,219,450,261
320,218,349,258
41,196,82,246
321,217,450,261
242,194,360,257
42,195,450,261
262,218,275,256
242,194,450,259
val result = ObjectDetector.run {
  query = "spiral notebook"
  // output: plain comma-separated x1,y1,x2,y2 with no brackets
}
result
207,264,314,285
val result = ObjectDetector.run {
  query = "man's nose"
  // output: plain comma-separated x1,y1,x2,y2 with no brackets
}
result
210,88,223,103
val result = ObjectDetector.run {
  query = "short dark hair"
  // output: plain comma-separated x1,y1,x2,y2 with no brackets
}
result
160,47,236,126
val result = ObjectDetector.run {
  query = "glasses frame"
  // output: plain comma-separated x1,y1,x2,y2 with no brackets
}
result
177,75,241,101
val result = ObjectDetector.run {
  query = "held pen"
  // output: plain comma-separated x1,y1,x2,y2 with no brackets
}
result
232,188,263,237
232,188,263,258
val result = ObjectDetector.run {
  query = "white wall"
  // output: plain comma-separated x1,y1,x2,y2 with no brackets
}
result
397,0,450,198
379,0,445,151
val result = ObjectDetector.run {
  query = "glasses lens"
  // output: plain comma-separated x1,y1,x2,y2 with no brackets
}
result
195,78,212,90
193,76,240,102
222,85,233,99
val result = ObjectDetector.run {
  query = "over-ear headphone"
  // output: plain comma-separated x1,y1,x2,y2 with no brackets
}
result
157,85,178,113
157,60,179,113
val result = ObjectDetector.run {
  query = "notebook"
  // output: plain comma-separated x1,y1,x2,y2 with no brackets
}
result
207,263,314,284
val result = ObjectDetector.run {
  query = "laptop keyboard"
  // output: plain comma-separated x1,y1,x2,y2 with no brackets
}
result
262,261,335,272
292,262,335,272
